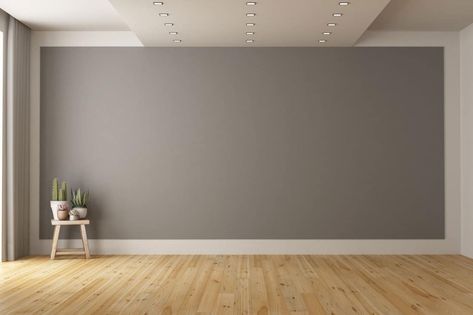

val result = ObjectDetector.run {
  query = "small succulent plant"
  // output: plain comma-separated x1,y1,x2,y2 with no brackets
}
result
71,188,89,208
69,209,80,216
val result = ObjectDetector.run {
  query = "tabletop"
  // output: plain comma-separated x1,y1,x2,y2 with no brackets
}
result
51,219,90,225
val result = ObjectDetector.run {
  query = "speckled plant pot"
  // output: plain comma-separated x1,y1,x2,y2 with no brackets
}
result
74,207,87,219
50,201,70,220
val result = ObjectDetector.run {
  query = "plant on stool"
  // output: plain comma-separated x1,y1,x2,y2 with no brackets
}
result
71,188,89,219
50,177,70,220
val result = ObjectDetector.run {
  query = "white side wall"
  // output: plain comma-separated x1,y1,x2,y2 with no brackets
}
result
461,23,473,259
29,31,462,255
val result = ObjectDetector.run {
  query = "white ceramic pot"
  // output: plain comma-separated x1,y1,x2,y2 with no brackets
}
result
50,201,70,220
74,207,87,219
69,215,80,221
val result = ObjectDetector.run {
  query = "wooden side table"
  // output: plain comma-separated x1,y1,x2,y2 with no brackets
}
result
50,219,91,259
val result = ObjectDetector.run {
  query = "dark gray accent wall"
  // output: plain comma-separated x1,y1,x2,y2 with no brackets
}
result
40,47,444,239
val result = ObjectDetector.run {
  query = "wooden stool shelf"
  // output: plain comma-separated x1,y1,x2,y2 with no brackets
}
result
50,219,91,259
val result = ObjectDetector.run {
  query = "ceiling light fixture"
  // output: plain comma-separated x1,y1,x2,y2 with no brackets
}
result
333,13,343,17
164,23,174,26
319,39,327,43
246,32,255,35
323,32,332,35
339,2,350,6
246,2,257,5
173,39,182,43
246,13,256,17
246,23,256,26
169,31,178,35
153,1,164,5
327,23,337,27
246,39,254,43
158,13,169,17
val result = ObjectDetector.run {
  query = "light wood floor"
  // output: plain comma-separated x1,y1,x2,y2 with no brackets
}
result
1,255,473,314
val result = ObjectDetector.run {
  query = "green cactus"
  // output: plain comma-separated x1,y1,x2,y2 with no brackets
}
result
58,188,64,201
52,177,58,201
61,181,68,201
52,178,69,201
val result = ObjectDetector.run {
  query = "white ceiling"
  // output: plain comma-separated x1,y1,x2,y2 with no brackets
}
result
370,0,473,31
109,0,389,47
1,0,473,45
0,0,128,31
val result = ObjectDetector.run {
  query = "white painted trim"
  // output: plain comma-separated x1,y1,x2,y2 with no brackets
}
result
30,31,461,255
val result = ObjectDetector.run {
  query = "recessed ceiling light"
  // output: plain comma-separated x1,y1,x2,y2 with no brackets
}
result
339,2,350,6
164,23,174,26
319,39,327,43
246,23,256,26
173,39,181,43
153,1,164,5
327,23,337,27
246,2,257,5
333,13,343,17
169,31,178,35
246,31,255,35
246,13,256,17
246,39,254,43
158,13,169,17
323,32,332,35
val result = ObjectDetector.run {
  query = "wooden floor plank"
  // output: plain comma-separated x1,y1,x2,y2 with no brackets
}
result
0,255,472,314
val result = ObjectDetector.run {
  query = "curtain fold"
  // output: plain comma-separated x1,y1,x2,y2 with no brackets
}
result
4,15,31,261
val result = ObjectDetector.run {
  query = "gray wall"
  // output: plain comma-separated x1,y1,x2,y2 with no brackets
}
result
40,47,444,239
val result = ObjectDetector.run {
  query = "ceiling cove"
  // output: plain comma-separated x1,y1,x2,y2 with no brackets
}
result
109,0,391,47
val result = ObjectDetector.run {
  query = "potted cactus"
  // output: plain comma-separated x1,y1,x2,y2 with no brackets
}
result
71,188,89,219
50,177,70,220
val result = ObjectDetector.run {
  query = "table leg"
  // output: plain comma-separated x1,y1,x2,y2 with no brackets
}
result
50,225,61,259
80,225,91,259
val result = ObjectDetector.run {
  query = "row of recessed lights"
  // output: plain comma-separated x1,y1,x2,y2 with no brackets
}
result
152,1,350,45
319,2,350,44
153,1,182,43
245,2,257,44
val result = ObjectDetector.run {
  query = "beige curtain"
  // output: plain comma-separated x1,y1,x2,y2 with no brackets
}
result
2,11,30,261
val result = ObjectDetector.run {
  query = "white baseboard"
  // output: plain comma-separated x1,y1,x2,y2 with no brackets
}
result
32,239,459,256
